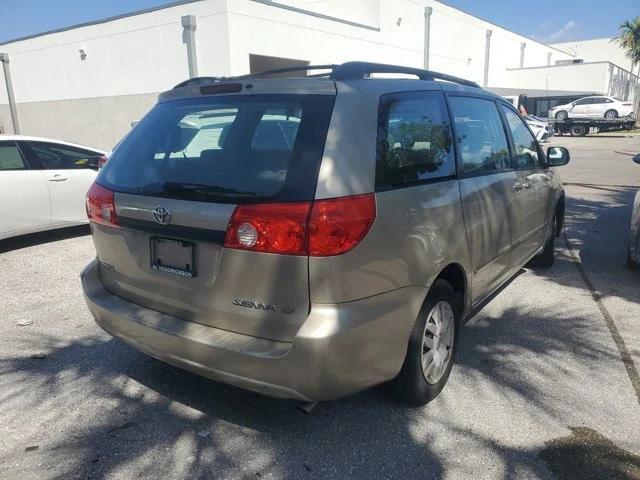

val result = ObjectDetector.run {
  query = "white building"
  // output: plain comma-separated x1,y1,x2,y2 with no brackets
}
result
500,36,640,110
0,0,636,150
552,37,638,75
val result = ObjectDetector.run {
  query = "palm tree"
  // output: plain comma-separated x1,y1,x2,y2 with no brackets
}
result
612,17,640,75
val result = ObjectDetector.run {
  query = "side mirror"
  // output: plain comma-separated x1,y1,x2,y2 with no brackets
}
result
547,146,570,167
633,154,640,164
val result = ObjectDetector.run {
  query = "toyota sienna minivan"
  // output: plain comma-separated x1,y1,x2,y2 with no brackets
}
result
81,62,570,405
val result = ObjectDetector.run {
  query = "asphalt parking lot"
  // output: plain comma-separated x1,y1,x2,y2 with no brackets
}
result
1,133,640,479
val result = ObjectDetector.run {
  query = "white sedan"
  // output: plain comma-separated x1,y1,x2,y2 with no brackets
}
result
0,135,106,240
524,115,553,142
549,96,634,121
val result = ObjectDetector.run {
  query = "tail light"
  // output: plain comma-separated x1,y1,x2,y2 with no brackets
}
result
224,193,376,256
98,155,108,168
86,182,119,228
308,194,376,256
224,202,310,255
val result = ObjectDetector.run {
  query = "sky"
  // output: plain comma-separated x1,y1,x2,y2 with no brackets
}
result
0,0,638,44
440,0,638,43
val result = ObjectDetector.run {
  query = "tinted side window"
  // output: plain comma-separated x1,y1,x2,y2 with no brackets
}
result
574,98,592,105
29,142,98,169
591,98,607,104
376,91,454,189
0,143,27,171
502,107,541,169
449,96,510,176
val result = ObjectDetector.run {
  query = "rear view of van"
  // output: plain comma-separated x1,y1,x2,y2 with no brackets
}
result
82,62,567,404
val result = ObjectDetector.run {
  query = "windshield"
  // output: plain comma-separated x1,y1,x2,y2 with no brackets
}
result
98,94,335,203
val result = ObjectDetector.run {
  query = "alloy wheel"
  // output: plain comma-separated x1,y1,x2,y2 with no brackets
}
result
421,300,455,384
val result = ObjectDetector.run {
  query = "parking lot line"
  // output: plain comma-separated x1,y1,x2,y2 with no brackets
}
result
563,232,640,406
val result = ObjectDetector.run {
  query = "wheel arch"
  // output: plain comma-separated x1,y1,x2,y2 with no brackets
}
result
429,263,469,319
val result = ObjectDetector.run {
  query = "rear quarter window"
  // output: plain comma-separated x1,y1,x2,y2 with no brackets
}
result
375,91,455,190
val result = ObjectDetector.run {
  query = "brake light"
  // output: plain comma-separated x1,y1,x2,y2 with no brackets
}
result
308,194,376,256
224,194,376,256
224,202,311,255
98,154,108,168
86,182,119,228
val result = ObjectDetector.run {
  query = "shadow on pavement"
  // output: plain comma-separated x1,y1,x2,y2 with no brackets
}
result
0,225,90,254
539,426,640,480
531,186,640,306
1,185,638,478
1,283,627,480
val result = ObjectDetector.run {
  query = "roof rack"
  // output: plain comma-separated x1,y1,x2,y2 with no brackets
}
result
329,62,481,88
171,61,481,89
233,64,338,80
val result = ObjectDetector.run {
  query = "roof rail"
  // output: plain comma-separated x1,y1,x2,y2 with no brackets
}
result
171,62,481,89
233,64,338,80
330,61,481,88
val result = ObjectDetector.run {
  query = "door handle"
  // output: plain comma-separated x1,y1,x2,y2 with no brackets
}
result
513,180,532,191
47,174,68,182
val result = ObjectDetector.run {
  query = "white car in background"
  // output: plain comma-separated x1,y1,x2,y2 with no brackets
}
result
549,96,634,121
524,115,553,142
0,135,106,240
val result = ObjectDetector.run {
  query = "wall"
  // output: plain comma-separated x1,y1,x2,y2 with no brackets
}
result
224,0,421,75
503,62,610,93
0,0,573,147
427,2,571,87
0,0,229,148
503,61,640,106
551,37,636,73
223,0,571,85
272,0,381,28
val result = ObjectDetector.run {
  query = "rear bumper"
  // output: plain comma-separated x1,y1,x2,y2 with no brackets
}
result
81,259,425,401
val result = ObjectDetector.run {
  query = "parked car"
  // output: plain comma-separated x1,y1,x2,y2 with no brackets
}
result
81,62,570,405
0,135,106,240
550,96,634,121
628,154,640,268
524,115,553,142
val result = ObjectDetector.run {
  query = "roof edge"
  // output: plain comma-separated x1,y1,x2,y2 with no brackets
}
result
0,0,205,47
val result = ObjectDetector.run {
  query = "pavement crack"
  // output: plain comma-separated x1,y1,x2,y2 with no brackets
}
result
563,232,640,407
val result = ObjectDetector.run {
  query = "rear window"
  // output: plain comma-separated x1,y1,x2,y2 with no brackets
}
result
98,94,335,203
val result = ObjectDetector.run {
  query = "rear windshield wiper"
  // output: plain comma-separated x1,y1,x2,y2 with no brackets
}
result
162,182,259,197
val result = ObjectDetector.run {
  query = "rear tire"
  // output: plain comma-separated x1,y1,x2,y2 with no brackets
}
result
604,109,618,120
555,111,568,121
570,125,587,136
395,280,459,406
529,216,556,269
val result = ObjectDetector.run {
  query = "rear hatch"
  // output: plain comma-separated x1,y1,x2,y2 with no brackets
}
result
90,85,336,342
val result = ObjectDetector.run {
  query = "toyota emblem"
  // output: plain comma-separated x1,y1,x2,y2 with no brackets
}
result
152,206,171,225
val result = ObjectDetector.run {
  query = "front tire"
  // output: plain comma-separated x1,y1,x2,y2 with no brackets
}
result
604,109,618,120
555,110,568,121
395,280,459,405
